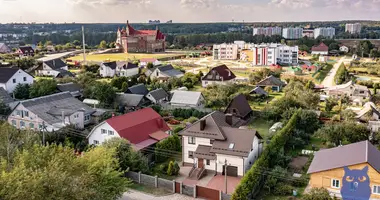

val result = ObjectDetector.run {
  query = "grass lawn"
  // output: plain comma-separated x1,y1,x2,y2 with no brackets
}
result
305,136,326,151
129,183,172,196
248,118,274,140
96,78,112,83
190,84,205,92
250,92,285,111
349,67,368,73
314,64,333,84
67,53,183,62
35,76,53,81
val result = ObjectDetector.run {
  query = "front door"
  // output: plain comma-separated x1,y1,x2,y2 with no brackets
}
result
198,159,204,168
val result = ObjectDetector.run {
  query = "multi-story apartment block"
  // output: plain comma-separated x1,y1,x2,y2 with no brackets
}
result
253,27,282,36
251,43,299,66
314,27,336,39
282,28,303,39
345,23,362,34
302,29,314,38
213,43,239,60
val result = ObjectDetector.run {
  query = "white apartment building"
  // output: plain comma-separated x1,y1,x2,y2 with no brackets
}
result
213,43,239,60
314,27,336,39
252,43,299,66
253,27,282,36
345,23,362,34
282,28,303,39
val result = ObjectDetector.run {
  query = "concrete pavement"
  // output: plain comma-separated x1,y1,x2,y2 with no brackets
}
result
121,189,199,200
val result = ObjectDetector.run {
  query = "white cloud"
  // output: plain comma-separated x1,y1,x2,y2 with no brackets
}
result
66,0,150,6
180,0,214,9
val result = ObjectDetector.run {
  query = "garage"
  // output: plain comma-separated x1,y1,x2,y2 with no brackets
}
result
222,165,238,177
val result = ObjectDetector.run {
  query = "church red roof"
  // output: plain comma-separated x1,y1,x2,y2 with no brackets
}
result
120,24,165,40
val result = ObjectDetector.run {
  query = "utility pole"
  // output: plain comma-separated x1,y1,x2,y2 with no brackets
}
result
82,25,86,65
224,159,228,194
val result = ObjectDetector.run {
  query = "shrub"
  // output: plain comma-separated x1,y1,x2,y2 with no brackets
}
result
155,135,181,162
173,126,185,134
167,161,174,176
273,184,293,196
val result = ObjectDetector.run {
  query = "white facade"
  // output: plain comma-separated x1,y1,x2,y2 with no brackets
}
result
38,63,69,77
202,79,235,88
213,43,239,60
88,122,120,145
251,43,299,66
314,27,335,39
116,67,139,77
100,63,138,78
312,50,328,56
140,60,161,68
0,69,34,94
100,64,116,77
282,28,303,39
340,46,349,53
345,23,362,34
233,41,246,50
253,27,282,36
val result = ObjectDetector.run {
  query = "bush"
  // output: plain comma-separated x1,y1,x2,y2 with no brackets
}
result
155,135,181,162
185,116,199,124
273,184,293,196
167,161,174,176
302,188,333,200
167,161,180,176
173,126,185,134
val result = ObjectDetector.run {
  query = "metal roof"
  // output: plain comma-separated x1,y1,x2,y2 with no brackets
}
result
170,90,202,106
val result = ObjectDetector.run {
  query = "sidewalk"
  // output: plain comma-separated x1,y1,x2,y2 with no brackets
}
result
121,189,199,200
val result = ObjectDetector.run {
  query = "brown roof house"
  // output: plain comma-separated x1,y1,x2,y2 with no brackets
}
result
307,141,380,199
201,65,236,87
256,75,286,92
311,42,329,55
16,46,35,58
224,94,253,120
179,111,262,179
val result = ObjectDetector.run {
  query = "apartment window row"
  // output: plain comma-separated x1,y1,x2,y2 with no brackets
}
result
101,129,115,136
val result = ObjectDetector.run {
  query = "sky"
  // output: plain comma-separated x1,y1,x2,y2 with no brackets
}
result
1,0,380,23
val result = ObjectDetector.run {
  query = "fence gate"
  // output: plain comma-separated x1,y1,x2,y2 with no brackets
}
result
197,185,220,200
175,182,181,193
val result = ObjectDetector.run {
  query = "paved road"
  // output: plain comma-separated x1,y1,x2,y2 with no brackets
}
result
37,50,83,62
321,57,346,87
121,190,199,200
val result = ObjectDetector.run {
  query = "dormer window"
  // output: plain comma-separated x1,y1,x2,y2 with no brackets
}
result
229,143,235,149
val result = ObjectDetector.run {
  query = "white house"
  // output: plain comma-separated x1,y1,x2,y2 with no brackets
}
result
0,68,34,94
100,61,139,78
149,65,184,81
170,90,205,108
340,45,349,53
37,59,69,77
311,43,329,55
201,65,236,87
179,111,262,177
140,58,161,68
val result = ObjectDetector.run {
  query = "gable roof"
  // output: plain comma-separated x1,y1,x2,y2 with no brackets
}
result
105,108,170,144
256,75,286,87
323,80,369,92
0,43,11,53
117,62,139,70
55,69,74,78
44,59,67,70
18,46,34,54
312,42,329,52
224,94,253,119
250,86,268,96
148,88,169,101
115,93,145,107
57,82,82,93
307,141,380,174
202,65,236,81
126,84,149,96
0,68,19,83
170,90,203,106
157,65,184,78
0,87,14,104
102,61,117,70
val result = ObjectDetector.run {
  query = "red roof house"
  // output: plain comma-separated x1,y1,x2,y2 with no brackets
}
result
88,108,170,150
311,43,329,55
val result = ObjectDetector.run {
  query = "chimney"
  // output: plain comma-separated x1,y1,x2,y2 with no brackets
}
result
200,119,206,131
225,114,233,126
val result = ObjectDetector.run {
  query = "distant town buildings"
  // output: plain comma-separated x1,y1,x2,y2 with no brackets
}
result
302,29,314,38
251,43,299,66
252,27,282,36
166,20,173,24
314,27,335,39
213,43,239,60
282,28,303,39
148,20,160,24
345,23,362,34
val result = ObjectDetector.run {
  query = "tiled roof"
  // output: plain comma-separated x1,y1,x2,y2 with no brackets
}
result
148,88,169,101
202,65,236,81
126,84,149,96
102,61,117,70
0,87,14,104
250,87,268,96
224,94,253,119
157,65,184,77
115,93,145,107
18,46,34,54
57,83,82,93
311,42,329,52
0,43,11,53
117,61,139,70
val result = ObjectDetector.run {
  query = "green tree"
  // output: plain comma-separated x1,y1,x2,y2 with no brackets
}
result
146,62,154,69
99,40,108,49
110,76,128,91
334,63,347,85
155,135,181,162
72,40,81,46
29,79,57,98
13,83,30,100
82,64,100,73
88,82,116,107
315,121,370,145
263,166,288,192
325,97,338,112
44,40,53,46
0,101,11,117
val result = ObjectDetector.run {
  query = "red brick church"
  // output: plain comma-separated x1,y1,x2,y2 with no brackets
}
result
116,21,166,53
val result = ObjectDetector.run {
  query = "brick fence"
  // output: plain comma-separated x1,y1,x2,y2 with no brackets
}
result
125,171,231,200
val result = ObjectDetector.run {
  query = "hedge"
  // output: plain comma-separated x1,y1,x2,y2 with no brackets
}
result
231,110,299,200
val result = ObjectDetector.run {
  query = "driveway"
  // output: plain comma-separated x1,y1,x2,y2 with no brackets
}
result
206,175,241,194
321,57,353,87
121,189,199,200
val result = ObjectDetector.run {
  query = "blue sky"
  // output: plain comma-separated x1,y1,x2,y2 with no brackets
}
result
0,0,380,23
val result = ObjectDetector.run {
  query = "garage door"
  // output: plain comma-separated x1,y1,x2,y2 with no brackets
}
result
222,165,238,177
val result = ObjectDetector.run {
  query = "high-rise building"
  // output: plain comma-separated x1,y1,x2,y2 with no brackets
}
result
253,27,282,36
282,28,303,39
302,29,314,38
251,43,299,66
314,27,336,39
213,43,239,60
345,23,362,34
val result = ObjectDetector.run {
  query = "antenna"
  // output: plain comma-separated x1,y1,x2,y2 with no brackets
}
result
82,26,86,65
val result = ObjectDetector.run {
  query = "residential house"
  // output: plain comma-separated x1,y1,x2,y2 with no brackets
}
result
100,61,117,77
100,61,139,78
16,46,35,57
311,43,329,55
149,65,184,81
249,87,268,97
302,64,321,73
0,68,34,93
8,92,95,132
224,94,253,120
179,111,263,178
37,59,70,77
170,90,205,108
323,81,371,105
87,108,171,150
146,88,169,104
340,45,349,53
57,82,83,98
126,83,149,96
201,65,236,87
0,87,17,114
140,58,161,68
256,75,286,92
307,141,380,200
0,43,11,53
115,93,148,110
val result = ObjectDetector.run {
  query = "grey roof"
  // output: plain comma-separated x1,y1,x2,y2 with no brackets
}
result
170,91,202,106
57,83,82,93
158,65,184,77
102,61,117,70
126,84,149,96
44,59,67,70
115,93,144,107
256,75,286,87
0,43,11,53
19,92,95,126
18,46,34,54
117,62,139,69
55,69,74,78
307,141,380,174
250,87,268,96
0,87,14,104
148,88,169,101
0,68,19,83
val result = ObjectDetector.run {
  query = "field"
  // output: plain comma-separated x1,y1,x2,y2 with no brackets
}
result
67,53,183,63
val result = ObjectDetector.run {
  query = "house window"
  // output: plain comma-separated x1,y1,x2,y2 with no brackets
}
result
373,185,380,194
188,151,194,158
29,123,34,129
11,120,16,127
188,136,196,145
93,140,99,145
360,91,365,94
23,77,27,81
24,111,29,117
331,179,340,188
16,110,20,116
84,115,90,121
101,129,107,134
12,79,16,83
20,121,25,128
206,159,210,165
108,130,114,136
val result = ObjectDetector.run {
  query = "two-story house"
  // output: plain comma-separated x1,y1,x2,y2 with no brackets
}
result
179,111,262,179
307,141,380,200
8,92,95,132
37,59,71,77
87,108,170,150
100,61,139,78
323,81,371,105
16,46,35,58
148,65,184,81
201,65,236,87
0,68,34,94
170,90,205,108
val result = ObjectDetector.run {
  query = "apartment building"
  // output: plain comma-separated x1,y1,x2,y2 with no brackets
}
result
252,43,299,66
345,23,362,34
282,28,303,39
213,43,239,60
253,27,282,36
314,27,336,39
302,29,314,38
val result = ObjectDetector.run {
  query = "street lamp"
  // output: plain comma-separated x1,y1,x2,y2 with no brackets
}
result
219,159,230,194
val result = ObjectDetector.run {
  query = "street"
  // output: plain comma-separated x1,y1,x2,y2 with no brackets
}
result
321,57,352,87
121,190,199,200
